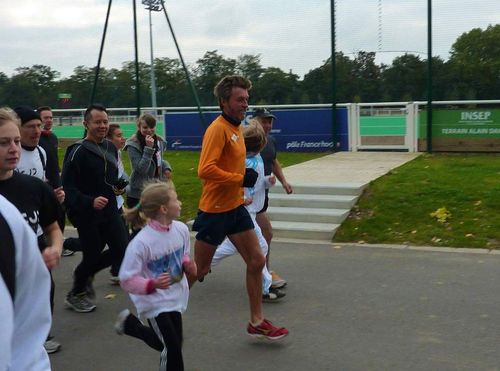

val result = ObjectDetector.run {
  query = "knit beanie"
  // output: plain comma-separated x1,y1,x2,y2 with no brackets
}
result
13,106,41,125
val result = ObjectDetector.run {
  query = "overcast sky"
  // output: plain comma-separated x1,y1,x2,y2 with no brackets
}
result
1,0,499,79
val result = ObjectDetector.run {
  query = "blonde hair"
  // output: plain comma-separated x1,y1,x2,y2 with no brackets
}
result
243,120,267,153
0,107,20,128
123,180,176,228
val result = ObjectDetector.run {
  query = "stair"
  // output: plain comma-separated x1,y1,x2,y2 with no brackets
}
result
268,182,366,243
186,182,366,245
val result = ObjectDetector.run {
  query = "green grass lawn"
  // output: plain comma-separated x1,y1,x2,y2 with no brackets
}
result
58,149,326,223
334,153,500,249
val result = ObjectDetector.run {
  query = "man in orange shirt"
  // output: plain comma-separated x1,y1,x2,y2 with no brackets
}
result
191,75,288,341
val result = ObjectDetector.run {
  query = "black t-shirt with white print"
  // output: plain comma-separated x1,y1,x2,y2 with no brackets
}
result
0,172,59,251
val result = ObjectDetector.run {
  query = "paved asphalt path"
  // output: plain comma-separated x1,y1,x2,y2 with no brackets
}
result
49,242,500,371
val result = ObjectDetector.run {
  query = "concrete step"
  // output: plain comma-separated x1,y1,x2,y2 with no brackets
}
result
271,221,339,241
270,182,366,196
269,193,358,209
267,206,349,224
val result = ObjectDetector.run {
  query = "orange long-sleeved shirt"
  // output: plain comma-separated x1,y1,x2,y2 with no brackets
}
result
198,115,245,213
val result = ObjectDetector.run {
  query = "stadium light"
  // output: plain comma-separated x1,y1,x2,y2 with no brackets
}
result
142,0,163,114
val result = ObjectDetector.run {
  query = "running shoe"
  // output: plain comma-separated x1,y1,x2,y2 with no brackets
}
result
65,291,96,313
114,309,131,335
247,319,289,341
263,288,286,302
61,248,75,257
44,339,61,354
270,271,287,289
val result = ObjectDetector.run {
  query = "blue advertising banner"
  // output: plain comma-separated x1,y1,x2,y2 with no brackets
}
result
164,108,348,152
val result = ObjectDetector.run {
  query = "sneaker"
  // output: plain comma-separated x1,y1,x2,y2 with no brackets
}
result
61,248,75,257
44,339,61,354
114,309,131,335
65,291,96,313
247,319,289,341
263,287,286,303
270,271,287,289
109,276,120,285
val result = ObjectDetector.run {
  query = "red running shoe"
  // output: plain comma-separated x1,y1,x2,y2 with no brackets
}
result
247,319,289,341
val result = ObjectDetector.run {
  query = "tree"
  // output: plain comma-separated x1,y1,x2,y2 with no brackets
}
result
57,66,97,108
447,25,500,99
2,65,60,107
154,57,191,107
380,54,427,101
193,50,236,105
302,53,357,103
352,52,381,102
252,67,301,105
236,54,264,83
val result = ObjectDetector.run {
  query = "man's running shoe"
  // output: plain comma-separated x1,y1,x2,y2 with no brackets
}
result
263,288,286,302
61,248,75,257
44,338,61,354
65,291,96,313
247,319,289,341
270,271,287,289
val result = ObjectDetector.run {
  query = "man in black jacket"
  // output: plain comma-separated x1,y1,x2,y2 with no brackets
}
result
62,103,128,313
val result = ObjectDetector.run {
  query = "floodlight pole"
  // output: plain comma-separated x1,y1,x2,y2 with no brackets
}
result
132,0,141,117
143,0,162,114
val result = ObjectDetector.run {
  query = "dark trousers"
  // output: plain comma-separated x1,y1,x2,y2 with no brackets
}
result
124,311,184,371
72,213,128,294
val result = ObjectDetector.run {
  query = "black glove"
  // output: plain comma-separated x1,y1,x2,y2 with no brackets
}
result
243,168,258,188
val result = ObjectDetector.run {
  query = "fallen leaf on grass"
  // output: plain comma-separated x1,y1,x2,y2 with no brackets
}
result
465,233,474,238
430,207,451,223
474,200,482,206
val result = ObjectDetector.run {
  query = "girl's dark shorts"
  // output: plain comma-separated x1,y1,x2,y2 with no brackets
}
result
192,204,254,246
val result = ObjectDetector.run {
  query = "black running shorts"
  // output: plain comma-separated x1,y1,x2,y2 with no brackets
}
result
192,204,254,246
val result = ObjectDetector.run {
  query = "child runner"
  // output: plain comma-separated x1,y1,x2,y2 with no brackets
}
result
210,121,286,302
115,181,196,371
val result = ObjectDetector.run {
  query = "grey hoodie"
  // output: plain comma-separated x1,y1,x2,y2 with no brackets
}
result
124,134,172,199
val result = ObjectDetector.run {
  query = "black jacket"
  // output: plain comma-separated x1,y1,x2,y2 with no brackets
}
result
62,139,120,226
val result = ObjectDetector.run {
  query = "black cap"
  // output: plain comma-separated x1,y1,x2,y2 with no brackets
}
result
252,108,276,120
13,106,41,125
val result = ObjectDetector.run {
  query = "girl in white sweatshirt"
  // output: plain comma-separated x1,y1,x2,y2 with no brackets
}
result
115,181,196,371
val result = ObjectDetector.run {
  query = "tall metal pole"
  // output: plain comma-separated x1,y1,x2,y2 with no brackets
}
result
160,1,207,128
148,8,158,112
426,0,433,152
132,0,141,117
330,0,337,151
90,0,113,104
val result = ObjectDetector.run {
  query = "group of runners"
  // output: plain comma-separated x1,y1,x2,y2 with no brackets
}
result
0,75,294,371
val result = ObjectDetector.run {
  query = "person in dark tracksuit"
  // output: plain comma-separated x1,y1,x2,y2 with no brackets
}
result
62,104,128,313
